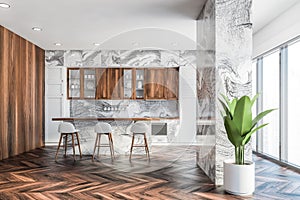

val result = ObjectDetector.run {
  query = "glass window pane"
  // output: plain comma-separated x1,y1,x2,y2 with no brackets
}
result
252,61,257,150
287,41,300,167
262,51,280,159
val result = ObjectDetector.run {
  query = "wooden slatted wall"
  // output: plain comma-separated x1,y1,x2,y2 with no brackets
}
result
0,26,45,160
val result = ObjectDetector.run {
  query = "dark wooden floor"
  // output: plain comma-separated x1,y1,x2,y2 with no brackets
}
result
0,146,299,200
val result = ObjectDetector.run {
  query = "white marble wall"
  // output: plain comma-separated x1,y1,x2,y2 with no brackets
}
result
215,0,252,185
196,0,253,185
45,50,196,68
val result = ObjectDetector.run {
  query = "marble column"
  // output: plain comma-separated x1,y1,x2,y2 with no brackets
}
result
197,0,253,185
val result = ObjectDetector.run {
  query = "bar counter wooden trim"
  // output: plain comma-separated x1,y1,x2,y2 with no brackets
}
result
52,117,179,121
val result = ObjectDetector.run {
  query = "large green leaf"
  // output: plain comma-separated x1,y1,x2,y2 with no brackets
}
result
252,109,276,128
251,93,260,107
233,96,252,136
229,98,237,115
221,94,230,106
224,116,243,147
218,98,232,119
220,94,236,115
242,123,269,145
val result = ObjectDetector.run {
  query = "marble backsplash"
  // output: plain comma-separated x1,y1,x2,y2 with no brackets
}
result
70,100,179,118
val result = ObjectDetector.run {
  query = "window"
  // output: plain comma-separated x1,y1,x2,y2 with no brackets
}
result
252,61,257,150
261,50,280,159
254,37,300,169
287,41,300,167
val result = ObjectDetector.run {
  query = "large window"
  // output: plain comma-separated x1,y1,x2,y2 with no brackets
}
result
251,61,257,150
261,51,280,159
254,37,300,168
287,41,300,167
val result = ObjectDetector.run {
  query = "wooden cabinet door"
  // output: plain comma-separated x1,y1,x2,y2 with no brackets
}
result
95,68,108,99
165,67,179,99
145,68,166,99
108,68,123,99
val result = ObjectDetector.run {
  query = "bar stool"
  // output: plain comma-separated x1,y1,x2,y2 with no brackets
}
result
129,122,150,160
92,122,115,161
55,122,82,161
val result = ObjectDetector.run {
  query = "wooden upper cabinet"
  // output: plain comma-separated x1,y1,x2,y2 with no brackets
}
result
95,68,108,99
107,68,123,99
67,67,178,100
165,68,179,99
145,68,166,99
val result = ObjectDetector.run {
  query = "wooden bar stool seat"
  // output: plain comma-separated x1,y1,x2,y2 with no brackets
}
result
55,122,82,162
92,122,115,161
129,122,150,160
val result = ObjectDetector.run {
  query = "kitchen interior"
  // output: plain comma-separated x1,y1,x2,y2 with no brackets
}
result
46,49,215,157
0,0,251,190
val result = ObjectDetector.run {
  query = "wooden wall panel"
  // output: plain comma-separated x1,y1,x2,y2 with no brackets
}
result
0,26,45,160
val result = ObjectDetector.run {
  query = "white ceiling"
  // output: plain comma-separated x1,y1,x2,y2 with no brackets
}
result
0,0,205,50
0,0,298,50
252,0,299,33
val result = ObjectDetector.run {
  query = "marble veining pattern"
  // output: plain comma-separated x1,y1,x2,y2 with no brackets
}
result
45,50,64,66
197,145,216,183
69,100,179,154
196,0,216,183
215,0,252,185
120,50,161,67
160,50,180,67
179,50,197,67
101,50,121,66
65,50,101,67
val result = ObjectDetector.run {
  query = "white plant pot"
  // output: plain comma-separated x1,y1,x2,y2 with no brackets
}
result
224,160,255,196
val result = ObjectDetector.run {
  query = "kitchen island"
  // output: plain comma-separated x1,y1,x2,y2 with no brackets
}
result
52,117,180,155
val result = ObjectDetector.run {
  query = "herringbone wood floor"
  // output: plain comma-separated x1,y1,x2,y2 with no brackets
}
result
0,146,299,200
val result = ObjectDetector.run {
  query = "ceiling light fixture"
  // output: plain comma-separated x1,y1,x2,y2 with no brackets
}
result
171,42,178,46
54,43,62,46
32,27,43,31
0,3,10,8
93,43,100,46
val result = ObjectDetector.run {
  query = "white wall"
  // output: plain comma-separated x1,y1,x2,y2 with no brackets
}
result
178,66,197,143
253,2,300,58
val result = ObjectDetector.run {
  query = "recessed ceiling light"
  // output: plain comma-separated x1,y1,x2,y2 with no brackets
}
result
54,43,62,46
132,42,139,46
93,43,100,46
171,42,178,46
0,3,10,8
32,27,43,31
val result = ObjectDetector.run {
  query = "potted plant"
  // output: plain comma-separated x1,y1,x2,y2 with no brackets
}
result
219,94,275,196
